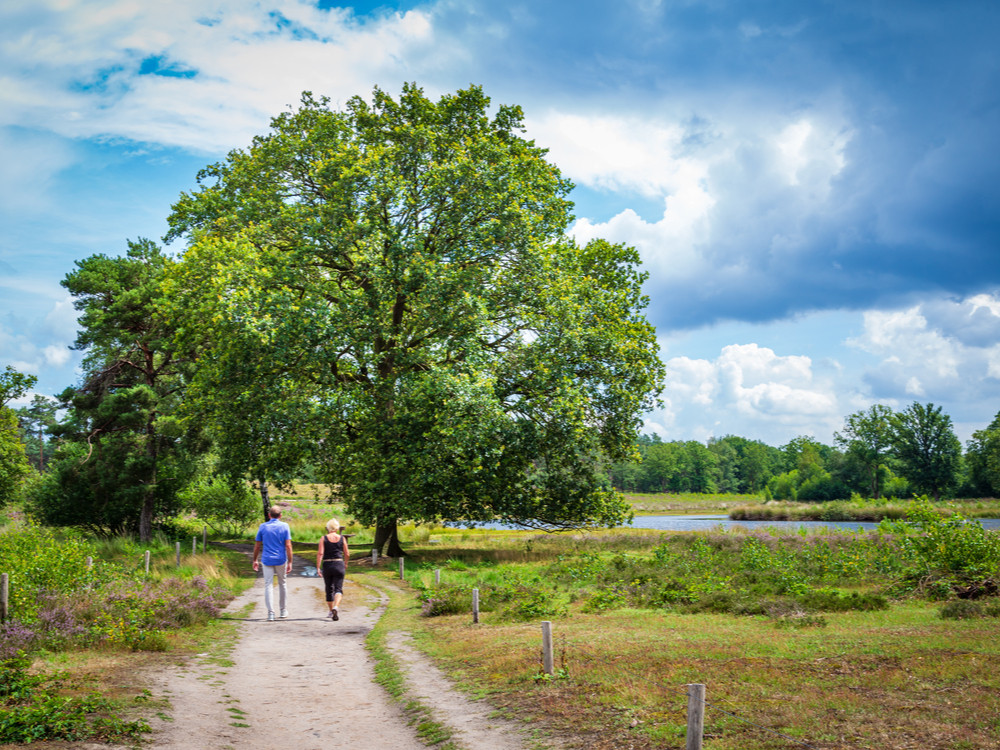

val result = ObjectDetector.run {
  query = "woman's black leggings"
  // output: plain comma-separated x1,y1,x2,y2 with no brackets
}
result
322,560,345,601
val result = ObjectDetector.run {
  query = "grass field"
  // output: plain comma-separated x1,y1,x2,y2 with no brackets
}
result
350,520,1000,750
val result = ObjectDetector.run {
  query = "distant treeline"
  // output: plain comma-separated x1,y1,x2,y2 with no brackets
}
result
610,405,1000,502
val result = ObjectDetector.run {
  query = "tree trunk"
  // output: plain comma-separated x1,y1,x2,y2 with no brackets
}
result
373,518,405,557
258,476,271,521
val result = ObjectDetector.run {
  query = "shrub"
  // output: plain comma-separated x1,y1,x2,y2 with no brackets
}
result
179,477,259,537
0,524,96,622
939,599,1000,620
420,585,473,617
797,589,888,612
882,498,1000,597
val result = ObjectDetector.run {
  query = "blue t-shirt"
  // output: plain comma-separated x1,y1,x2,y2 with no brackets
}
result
255,519,291,565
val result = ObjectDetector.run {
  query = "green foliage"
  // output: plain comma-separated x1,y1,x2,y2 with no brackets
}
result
0,408,31,506
835,404,895,500
179,476,259,537
890,402,962,500
52,239,199,541
0,525,232,653
966,410,1000,496
0,660,149,744
12,395,58,473
881,498,1000,597
938,599,1000,619
0,366,36,407
26,439,192,536
163,83,663,550
0,524,96,622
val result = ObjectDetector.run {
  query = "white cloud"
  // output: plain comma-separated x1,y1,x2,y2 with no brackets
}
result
533,104,853,305
653,342,841,444
1,0,445,153
847,292,1000,404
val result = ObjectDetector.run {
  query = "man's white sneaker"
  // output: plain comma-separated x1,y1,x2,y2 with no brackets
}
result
279,610,288,619
267,612,276,622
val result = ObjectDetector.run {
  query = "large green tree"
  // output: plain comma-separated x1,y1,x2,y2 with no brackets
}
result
15,394,58,472
164,84,664,554
0,366,36,505
835,404,894,499
45,240,195,540
890,402,961,500
966,410,1000,497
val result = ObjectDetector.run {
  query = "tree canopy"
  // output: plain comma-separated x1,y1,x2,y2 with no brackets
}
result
0,366,36,504
835,404,894,499
36,240,196,539
163,84,664,553
890,402,961,501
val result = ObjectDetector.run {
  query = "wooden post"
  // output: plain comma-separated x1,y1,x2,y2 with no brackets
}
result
175,542,181,568
434,569,441,585
398,557,405,580
144,550,151,574
541,620,554,675
371,548,378,566
472,588,480,624
686,683,705,750
86,556,93,570
192,537,197,556
1,573,8,623
202,526,207,552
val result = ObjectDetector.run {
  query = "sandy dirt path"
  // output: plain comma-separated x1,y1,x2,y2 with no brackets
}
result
145,549,538,750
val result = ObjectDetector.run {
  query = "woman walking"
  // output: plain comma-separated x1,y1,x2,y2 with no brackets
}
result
316,519,349,620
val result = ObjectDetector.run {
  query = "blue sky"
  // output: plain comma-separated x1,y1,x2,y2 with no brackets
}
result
2,0,999,447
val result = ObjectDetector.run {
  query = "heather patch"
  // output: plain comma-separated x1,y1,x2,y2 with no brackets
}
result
0,525,235,658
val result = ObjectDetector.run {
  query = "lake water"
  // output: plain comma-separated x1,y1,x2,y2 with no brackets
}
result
457,515,1000,533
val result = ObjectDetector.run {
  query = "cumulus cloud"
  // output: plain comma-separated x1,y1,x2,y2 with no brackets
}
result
848,292,1000,406
652,342,842,445
548,103,855,326
0,294,80,393
1,0,446,153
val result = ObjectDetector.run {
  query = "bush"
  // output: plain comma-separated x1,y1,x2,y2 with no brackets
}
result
179,477,259,537
797,589,888,612
0,524,96,622
939,599,1000,620
0,658,150,743
882,498,1000,597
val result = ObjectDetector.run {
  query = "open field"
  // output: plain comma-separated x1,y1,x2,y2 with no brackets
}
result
5,499,1000,748
351,520,1000,750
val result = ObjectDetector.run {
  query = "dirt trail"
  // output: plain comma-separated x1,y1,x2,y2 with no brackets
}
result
146,548,539,750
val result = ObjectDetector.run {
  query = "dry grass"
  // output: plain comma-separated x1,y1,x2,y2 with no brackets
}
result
405,601,1000,749
370,529,1000,750
622,492,765,515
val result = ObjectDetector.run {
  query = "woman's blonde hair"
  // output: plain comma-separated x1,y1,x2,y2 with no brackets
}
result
326,519,341,533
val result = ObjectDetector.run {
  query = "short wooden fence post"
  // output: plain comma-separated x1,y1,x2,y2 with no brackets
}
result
686,683,705,750
175,542,181,568
144,550,151,575
202,526,207,552
541,620,554,675
398,557,405,580
371,548,378,566
1,573,8,623
85,556,93,570
472,588,480,624
434,569,441,585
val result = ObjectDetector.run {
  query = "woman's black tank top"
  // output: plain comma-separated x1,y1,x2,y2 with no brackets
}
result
323,535,345,560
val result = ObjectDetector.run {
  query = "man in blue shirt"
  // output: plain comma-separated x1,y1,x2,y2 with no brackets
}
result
252,507,293,621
